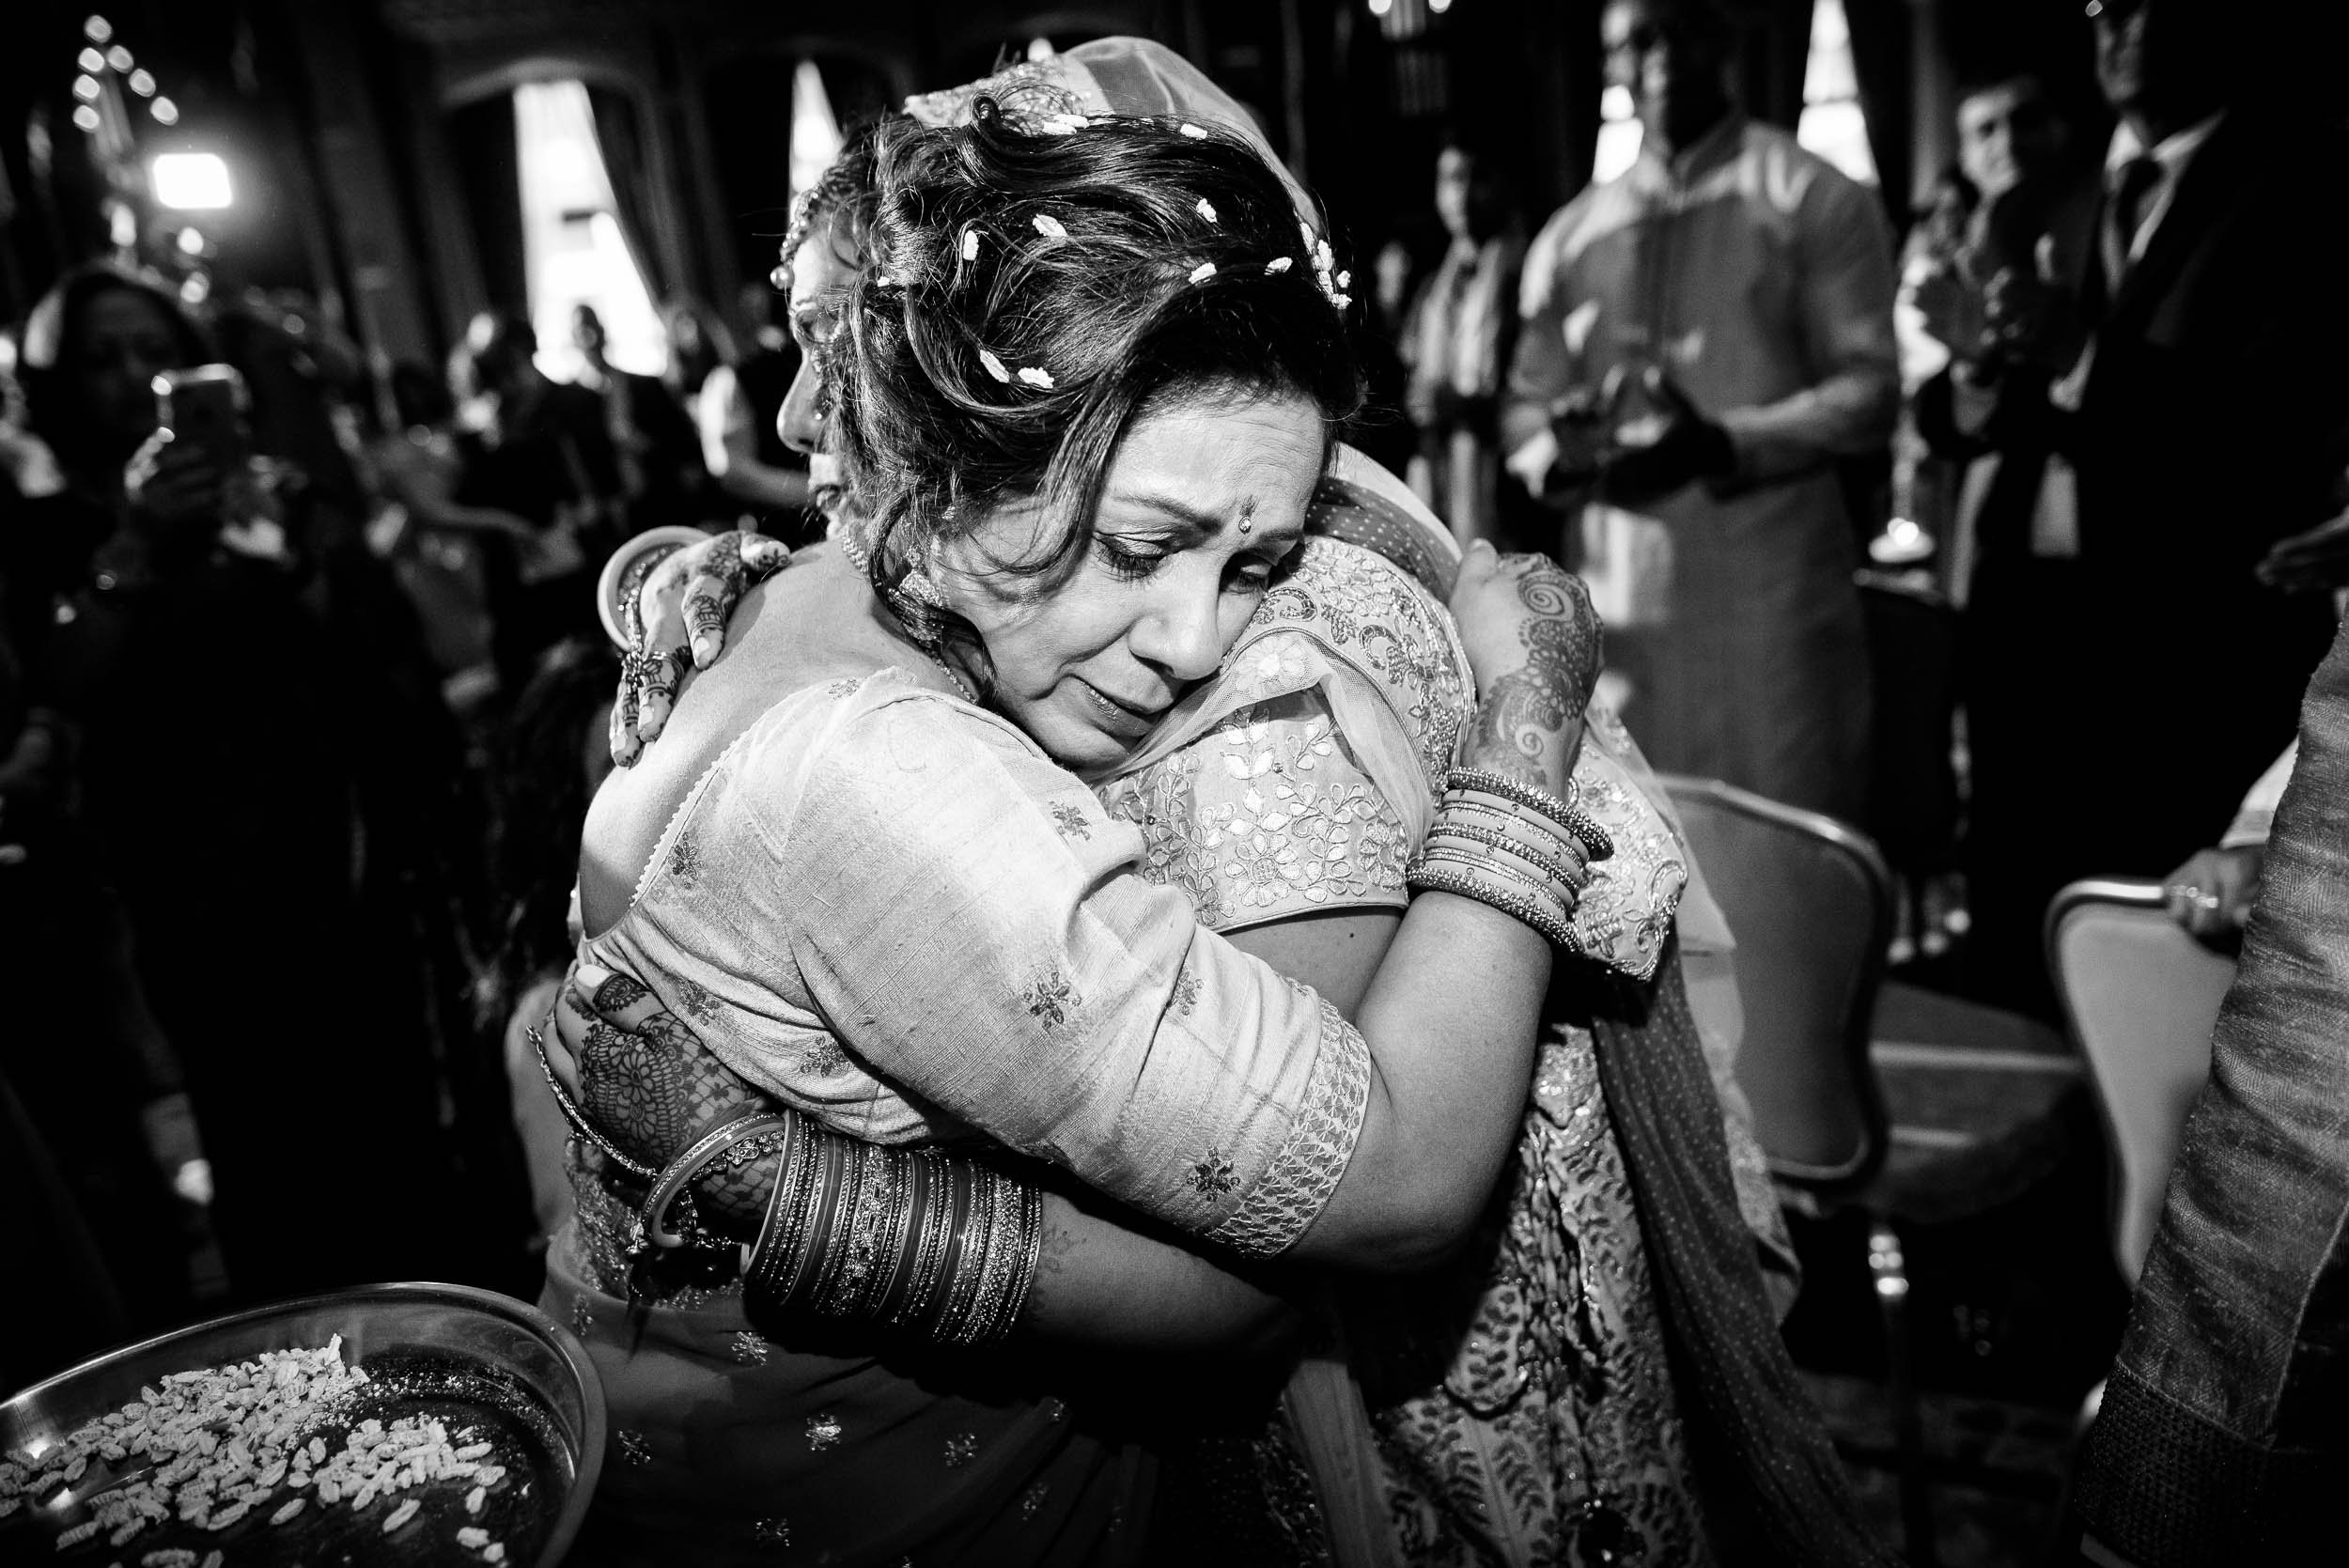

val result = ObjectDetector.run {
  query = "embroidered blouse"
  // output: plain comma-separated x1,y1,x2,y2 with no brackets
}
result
582,666,1371,1259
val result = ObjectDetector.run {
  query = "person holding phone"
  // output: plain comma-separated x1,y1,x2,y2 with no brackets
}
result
7,262,464,1304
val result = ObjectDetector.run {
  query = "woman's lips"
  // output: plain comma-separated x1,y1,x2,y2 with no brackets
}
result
1078,678,1166,735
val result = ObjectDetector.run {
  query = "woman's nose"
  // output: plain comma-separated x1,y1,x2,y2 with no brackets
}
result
1128,575,1226,683
778,359,824,456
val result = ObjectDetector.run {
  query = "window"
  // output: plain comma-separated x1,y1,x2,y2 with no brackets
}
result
1797,0,1876,184
787,59,843,205
513,80,665,380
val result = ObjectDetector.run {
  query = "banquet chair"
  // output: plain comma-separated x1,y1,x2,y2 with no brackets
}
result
1657,775,1938,1558
1657,776,1894,1196
2045,880,2235,1283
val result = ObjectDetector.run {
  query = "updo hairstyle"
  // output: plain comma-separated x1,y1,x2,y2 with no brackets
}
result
822,106,1361,593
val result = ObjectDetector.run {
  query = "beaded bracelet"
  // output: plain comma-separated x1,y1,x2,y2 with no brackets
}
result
1420,818,1592,894
1407,862,1585,954
528,1024,661,1182
1445,767,1615,862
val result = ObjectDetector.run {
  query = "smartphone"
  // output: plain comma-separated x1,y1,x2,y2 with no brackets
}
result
152,364,252,475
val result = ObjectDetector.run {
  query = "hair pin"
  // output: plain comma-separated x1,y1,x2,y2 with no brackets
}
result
1178,122,1208,139
1266,256,1294,275
1032,213,1067,240
960,228,980,261
979,349,1011,383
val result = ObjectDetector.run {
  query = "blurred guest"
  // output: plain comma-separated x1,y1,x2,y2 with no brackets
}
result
1923,0,2349,1011
695,282,817,545
450,310,622,691
1502,0,1898,820
570,302,706,530
657,295,736,413
1400,140,1526,548
8,264,460,1303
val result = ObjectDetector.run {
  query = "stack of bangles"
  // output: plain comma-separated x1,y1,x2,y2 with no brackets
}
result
632,1106,1046,1348
1405,767,1614,954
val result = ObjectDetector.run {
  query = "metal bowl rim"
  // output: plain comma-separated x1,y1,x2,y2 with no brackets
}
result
3,1280,605,1568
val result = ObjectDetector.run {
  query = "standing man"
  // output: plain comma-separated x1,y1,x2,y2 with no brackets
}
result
1928,0,2349,1011
1503,0,1897,822
1402,140,1527,550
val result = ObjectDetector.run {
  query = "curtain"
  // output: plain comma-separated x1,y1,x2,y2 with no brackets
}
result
585,85,669,303
1843,0,1914,221
448,92,526,315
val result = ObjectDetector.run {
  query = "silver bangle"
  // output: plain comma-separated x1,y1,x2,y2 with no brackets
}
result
640,1111,795,1250
1407,861,1586,954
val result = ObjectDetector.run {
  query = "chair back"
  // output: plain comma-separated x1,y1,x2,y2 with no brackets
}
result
1658,775,1893,1195
2046,879,2235,1281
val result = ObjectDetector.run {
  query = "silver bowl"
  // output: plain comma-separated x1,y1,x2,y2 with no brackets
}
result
1,1281,604,1565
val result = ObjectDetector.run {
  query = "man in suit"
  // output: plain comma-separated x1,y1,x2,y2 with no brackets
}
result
1928,0,2349,1014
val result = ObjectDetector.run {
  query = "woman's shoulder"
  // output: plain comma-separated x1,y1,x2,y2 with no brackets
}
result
1237,536,1471,789
728,664,1079,838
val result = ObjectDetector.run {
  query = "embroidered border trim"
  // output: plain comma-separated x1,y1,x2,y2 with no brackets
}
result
1207,998,1372,1257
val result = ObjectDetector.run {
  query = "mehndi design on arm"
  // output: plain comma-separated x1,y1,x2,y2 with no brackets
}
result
1459,561,1601,794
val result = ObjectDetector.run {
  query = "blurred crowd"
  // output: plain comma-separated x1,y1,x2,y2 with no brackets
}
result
0,263,817,1383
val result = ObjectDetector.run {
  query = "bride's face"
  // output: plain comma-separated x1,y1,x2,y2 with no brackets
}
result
934,385,1322,771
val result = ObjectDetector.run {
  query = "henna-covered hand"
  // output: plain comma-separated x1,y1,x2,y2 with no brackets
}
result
609,530,793,764
545,960,784,1234
1449,545,1601,796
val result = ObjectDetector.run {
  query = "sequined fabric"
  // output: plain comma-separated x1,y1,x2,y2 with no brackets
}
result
1356,1029,1711,1567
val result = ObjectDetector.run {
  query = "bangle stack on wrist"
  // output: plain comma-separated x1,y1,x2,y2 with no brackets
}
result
1407,767,1614,955
740,1116,1044,1348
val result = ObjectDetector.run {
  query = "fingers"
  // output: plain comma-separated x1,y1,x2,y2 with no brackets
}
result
739,535,792,582
543,989,593,1094
682,533,751,668
570,961,671,1031
634,646,693,745
608,654,645,768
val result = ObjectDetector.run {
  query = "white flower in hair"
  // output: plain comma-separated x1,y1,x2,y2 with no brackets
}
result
1195,197,1218,225
960,228,980,261
1179,123,1208,139
1039,114,1086,135
979,349,1011,383
1189,261,1217,284
1033,213,1067,240
1266,256,1294,275
1018,366,1055,389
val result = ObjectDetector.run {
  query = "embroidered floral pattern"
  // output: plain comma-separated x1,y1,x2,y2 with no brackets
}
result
667,830,702,885
805,1412,844,1452
1021,969,1077,1029
943,1433,979,1469
730,1331,769,1366
1019,1483,1050,1521
1187,1148,1237,1196
754,1516,792,1545
616,1430,653,1469
674,976,722,1025
1049,801,1092,840
795,1035,848,1077
571,1296,594,1338
1169,970,1203,1017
